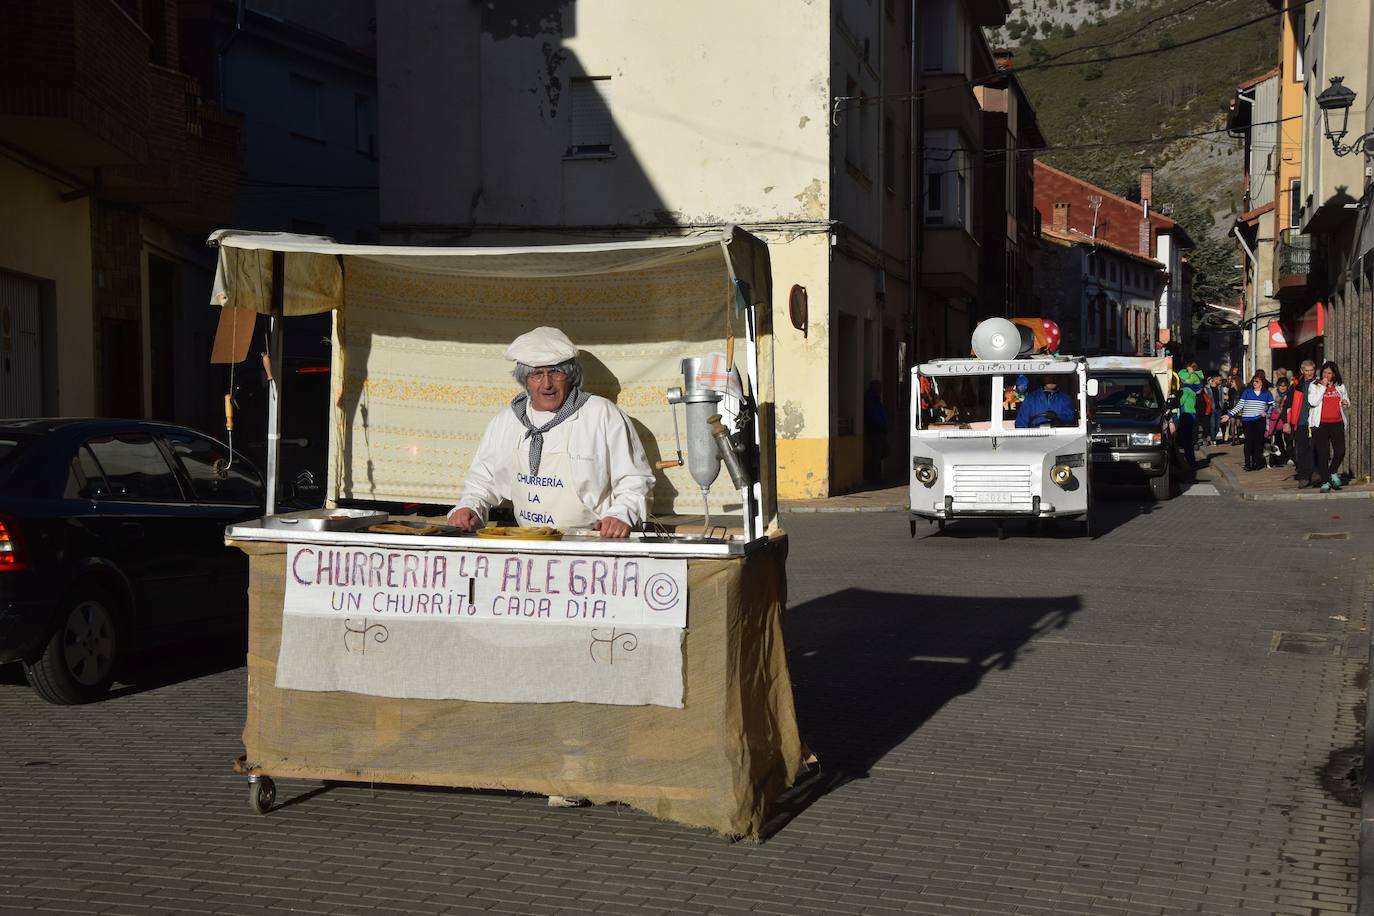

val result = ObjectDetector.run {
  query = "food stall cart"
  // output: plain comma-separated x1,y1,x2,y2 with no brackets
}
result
209,228,802,838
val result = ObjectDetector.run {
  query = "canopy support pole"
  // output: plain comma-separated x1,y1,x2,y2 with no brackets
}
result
265,251,285,515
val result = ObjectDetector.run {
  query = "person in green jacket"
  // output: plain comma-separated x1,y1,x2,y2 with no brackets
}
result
1176,362,1204,469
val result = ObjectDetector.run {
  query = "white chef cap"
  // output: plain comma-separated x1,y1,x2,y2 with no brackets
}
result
504,327,578,367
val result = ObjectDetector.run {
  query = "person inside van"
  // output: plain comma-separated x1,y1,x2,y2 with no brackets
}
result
1015,378,1075,428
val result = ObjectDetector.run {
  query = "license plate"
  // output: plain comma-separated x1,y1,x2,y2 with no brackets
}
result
976,492,1013,503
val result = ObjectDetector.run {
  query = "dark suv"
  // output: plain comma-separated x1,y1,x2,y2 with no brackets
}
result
1087,370,1178,500
0,419,263,703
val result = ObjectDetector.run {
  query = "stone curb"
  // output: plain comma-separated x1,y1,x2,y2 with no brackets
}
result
1211,453,1372,501
1363,609,1374,916
780,504,909,514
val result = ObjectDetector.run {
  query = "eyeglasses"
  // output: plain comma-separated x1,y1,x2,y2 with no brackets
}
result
527,368,567,383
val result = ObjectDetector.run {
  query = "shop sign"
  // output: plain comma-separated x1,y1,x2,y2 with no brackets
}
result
283,545,688,628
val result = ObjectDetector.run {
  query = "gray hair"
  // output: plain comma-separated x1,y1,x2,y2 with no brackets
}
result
512,358,583,389
1301,359,1316,370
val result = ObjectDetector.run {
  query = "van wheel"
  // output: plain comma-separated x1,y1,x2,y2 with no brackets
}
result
23,587,121,705
1149,465,1175,501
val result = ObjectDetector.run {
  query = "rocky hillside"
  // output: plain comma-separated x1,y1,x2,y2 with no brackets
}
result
989,0,1136,48
1000,0,1277,304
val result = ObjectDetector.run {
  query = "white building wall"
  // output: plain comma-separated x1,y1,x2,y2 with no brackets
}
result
1156,234,1173,333
377,1,832,232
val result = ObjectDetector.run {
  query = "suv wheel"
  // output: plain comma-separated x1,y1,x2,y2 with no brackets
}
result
1149,463,1175,501
23,587,122,704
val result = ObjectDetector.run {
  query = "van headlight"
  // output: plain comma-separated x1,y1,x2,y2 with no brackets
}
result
912,457,938,487
1129,432,1162,446
1051,464,1074,487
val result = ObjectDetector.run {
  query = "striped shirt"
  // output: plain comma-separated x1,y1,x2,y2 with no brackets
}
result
1227,387,1274,421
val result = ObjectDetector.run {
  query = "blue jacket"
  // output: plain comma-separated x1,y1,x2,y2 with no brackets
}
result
1015,389,1076,428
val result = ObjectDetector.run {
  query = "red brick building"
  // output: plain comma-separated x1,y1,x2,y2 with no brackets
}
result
1033,161,1195,357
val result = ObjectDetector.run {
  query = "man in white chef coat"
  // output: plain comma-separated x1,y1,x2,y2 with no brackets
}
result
446,327,655,538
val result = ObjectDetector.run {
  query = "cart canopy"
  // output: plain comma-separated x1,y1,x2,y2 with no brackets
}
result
206,229,775,524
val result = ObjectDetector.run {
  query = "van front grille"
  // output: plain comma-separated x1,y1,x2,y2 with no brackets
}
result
951,464,1033,506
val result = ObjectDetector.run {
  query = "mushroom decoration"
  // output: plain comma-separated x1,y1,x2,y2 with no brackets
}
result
1042,319,1062,352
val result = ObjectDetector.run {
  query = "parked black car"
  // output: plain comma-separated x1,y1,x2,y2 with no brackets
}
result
1087,370,1179,501
0,419,263,704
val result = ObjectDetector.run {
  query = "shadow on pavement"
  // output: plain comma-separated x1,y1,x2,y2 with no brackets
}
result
764,587,1080,836
107,632,248,699
914,490,1163,541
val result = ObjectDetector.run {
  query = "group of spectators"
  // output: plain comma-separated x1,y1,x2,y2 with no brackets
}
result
1178,359,1351,491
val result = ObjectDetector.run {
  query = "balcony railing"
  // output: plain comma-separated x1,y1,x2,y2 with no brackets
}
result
1278,229,1316,278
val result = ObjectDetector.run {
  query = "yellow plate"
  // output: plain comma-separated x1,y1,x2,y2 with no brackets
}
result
475,526,563,541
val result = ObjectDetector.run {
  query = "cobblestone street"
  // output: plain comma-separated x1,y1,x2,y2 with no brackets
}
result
1,483,1368,915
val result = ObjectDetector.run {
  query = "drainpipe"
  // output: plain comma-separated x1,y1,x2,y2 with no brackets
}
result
1233,225,1259,378
216,0,246,110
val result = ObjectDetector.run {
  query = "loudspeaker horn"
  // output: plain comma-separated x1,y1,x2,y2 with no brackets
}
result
970,318,1024,360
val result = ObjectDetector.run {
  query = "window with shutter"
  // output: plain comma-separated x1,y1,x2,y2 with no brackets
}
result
569,77,614,156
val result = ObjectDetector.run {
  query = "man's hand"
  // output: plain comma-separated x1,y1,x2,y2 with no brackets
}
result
446,507,482,530
594,516,631,539
1283,423,1292,434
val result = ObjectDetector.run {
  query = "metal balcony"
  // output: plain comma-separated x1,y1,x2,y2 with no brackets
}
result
1276,229,1322,300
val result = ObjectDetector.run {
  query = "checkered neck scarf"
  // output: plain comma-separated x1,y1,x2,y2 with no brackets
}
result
510,388,589,475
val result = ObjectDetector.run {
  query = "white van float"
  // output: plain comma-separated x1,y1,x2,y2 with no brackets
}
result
909,318,1096,539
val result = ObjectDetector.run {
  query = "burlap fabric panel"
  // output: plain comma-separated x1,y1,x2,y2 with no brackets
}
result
327,248,741,515
238,537,801,838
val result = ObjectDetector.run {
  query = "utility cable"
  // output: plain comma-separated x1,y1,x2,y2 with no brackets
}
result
832,0,1314,115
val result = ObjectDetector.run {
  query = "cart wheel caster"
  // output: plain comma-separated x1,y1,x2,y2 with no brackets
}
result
909,520,916,538
996,522,1006,540
937,520,945,532
1081,518,1092,539
248,776,276,815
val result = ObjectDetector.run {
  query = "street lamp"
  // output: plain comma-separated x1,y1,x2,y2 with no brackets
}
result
1316,76,1373,158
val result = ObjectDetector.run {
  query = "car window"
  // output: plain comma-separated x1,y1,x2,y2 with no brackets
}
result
64,445,113,499
84,434,185,502
1092,374,1160,410
0,437,26,466
0,437,30,485
163,432,263,504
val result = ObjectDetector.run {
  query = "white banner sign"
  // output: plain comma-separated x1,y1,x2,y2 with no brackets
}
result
284,545,688,628
276,545,690,706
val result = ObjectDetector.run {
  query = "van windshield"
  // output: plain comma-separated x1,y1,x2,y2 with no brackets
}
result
921,375,994,428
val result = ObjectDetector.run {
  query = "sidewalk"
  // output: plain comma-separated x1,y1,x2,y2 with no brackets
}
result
778,441,1374,511
780,483,908,513
1205,440,1374,501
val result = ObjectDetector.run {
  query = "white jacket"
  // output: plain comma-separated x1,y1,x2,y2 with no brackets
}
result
455,394,655,525
1307,381,1350,429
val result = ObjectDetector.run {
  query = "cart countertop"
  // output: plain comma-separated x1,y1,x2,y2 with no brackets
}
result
225,516,768,558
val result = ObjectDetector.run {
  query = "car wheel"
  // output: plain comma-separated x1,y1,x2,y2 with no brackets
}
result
1149,464,1175,502
23,587,122,705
